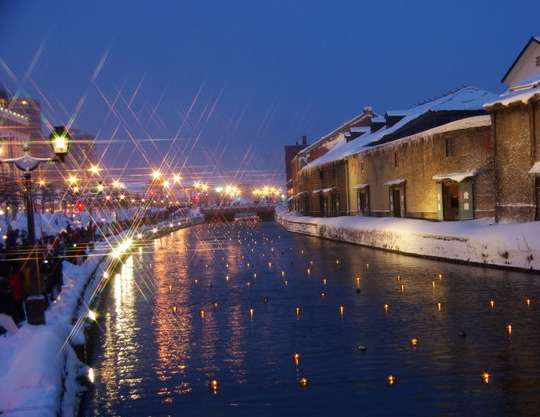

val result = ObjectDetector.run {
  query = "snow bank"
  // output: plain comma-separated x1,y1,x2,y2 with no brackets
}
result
277,210,540,271
0,325,76,417
0,245,107,417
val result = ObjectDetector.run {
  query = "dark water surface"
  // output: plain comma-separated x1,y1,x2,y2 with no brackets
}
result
80,222,540,417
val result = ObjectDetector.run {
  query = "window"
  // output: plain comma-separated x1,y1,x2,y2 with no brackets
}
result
360,161,365,172
536,56,540,67
444,137,455,157
319,170,324,180
394,152,398,168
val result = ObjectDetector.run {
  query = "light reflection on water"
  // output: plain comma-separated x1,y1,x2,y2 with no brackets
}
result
81,222,540,417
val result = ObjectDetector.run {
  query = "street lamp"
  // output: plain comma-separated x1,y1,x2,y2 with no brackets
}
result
0,126,71,325
49,126,70,161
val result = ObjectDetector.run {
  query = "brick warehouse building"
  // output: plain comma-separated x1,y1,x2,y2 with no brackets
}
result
485,36,540,223
290,107,374,213
286,37,540,224
294,87,497,220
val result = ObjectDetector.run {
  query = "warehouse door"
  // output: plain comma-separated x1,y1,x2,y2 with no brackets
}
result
442,182,459,220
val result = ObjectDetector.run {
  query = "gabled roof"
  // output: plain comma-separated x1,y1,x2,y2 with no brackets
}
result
297,109,374,157
501,36,540,84
301,86,496,171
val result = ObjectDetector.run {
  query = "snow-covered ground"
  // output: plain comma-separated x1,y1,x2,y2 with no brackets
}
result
0,211,202,417
277,209,540,271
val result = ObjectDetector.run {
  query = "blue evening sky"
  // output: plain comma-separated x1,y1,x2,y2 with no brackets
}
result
1,0,539,182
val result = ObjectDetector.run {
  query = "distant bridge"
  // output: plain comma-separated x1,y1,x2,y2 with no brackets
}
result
201,205,276,222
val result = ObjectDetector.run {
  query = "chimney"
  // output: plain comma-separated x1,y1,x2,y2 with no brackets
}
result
302,135,307,145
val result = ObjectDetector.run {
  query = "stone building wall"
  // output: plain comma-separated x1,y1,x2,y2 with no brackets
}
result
298,159,349,217
348,122,495,220
492,103,537,222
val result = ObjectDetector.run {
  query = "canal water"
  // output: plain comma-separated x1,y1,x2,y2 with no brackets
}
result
80,222,540,417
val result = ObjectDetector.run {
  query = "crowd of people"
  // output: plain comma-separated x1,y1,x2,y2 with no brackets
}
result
0,207,183,331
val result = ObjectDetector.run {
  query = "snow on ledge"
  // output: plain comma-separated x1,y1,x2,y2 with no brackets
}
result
384,178,406,186
528,162,540,174
432,170,477,183
353,183,369,189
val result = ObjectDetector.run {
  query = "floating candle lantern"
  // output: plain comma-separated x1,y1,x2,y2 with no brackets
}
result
298,377,309,387
387,375,396,385
410,338,418,347
209,379,219,393
482,371,490,384
293,352,301,364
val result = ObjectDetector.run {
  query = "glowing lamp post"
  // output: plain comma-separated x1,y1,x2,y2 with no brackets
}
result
49,126,71,161
0,126,71,325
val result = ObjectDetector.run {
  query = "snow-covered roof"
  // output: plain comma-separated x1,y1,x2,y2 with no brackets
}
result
384,179,406,186
353,183,369,189
485,72,540,109
350,126,370,133
432,170,477,183
298,109,373,156
528,162,540,174
322,187,334,193
301,87,496,172
312,189,322,194
385,110,407,117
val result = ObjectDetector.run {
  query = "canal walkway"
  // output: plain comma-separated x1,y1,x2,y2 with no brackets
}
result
277,209,540,271
0,214,202,417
